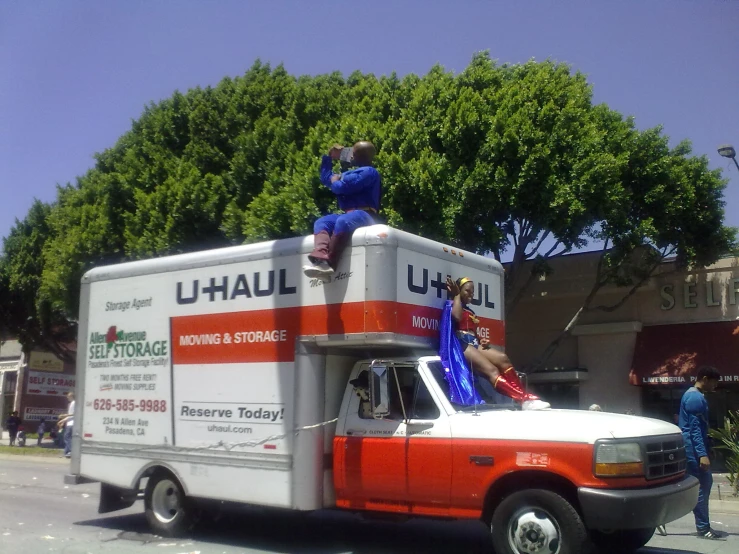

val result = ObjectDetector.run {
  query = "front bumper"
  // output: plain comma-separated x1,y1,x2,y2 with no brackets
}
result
578,475,699,530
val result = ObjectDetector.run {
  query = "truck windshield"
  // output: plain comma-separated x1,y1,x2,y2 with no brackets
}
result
425,361,515,411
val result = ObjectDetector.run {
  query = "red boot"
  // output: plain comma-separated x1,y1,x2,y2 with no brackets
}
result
494,374,550,410
304,231,333,281
493,374,527,402
502,367,541,401
308,231,330,264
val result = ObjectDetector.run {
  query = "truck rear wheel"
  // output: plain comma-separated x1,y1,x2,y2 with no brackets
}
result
491,489,588,554
144,472,191,537
589,527,655,553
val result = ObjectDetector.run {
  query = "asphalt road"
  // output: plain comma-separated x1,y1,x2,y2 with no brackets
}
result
0,454,737,554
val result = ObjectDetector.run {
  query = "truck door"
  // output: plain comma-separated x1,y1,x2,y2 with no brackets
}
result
404,365,452,510
337,364,451,513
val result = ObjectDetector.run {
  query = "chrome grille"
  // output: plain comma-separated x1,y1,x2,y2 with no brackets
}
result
644,435,687,480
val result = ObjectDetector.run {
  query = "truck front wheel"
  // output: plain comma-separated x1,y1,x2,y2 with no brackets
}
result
491,489,588,554
144,472,191,537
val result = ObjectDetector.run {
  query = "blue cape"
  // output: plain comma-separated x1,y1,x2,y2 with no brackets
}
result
438,300,485,406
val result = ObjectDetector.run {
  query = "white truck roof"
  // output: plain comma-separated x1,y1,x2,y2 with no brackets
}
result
82,225,503,281
81,225,505,350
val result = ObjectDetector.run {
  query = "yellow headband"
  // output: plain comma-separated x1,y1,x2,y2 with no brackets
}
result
458,277,473,288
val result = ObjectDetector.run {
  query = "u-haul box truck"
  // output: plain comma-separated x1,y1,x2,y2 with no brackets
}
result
67,225,698,554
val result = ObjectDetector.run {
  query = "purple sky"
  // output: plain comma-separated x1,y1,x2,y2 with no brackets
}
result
1,1,738,253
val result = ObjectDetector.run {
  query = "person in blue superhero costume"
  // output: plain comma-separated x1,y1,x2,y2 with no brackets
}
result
303,141,381,281
678,366,726,540
442,277,550,410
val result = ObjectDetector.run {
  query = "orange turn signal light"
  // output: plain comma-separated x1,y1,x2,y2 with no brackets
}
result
595,462,644,477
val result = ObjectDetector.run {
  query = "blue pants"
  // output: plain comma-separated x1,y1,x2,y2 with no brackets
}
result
310,211,375,267
686,460,712,532
313,210,375,236
64,425,73,456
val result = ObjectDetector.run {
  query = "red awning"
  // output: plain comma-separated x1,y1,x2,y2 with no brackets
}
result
630,321,739,386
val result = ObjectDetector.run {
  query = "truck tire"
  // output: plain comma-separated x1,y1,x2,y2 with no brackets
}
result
491,489,588,554
589,527,655,553
144,472,191,537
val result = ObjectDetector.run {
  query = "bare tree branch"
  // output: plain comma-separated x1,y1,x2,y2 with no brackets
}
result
593,238,611,286
549,246,570,258
506,221,540,303
526,239,612,371
529,241,680,371
543,240,564,259
525,230,551,259
528,281,603,371
520,219,531,238
592,250,671,313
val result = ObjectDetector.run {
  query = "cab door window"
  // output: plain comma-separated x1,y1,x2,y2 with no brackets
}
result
355,366,439,420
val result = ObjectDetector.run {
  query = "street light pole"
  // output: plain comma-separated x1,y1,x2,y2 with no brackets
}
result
718,144,739,172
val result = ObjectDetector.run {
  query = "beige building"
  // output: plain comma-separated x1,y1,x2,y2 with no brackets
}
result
0,337,74,431
506,252,739,427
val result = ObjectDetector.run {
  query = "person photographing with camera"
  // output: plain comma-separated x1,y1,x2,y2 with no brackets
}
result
303,141,381,281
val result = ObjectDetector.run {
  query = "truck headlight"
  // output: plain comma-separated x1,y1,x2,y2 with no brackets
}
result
594,442,644,477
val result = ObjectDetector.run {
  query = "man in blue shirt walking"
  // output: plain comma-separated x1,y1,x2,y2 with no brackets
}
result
678,366,725,540
303,141,381,281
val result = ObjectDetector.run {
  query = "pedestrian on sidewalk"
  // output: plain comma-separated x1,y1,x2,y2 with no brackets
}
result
57,392,75,458
679,366,726,540
16,424,26,447
37,418,47,446
6,411,21,446
52,415,64,447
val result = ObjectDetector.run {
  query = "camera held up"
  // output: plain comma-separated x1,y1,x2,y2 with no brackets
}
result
339,147,355,171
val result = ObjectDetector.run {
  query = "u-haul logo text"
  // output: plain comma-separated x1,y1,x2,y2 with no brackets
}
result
177,269,297,305
406,265,495,308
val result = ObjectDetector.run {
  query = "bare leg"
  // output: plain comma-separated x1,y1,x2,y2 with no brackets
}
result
463,345,500,386
480,347,537,397
464,345,550,409
479,347,514,373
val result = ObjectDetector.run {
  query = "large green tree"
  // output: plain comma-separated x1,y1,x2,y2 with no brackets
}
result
0,200,76,361
1,54,734,360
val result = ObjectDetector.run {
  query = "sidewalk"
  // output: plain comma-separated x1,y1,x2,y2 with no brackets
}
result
0,452,68,464
1,429,61,441
712,473,739,502
0,429,64,454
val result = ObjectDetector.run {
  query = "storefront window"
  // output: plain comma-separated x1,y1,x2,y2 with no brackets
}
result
642,386,739,471
642,386,739,427
642,387,686,424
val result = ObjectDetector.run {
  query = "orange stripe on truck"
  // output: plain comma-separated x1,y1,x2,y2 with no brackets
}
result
171,301,505,364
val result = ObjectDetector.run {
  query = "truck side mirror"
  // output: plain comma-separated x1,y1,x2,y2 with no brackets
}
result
369,363,390,419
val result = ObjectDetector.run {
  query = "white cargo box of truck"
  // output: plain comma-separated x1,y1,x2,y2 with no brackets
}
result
71,224,503,507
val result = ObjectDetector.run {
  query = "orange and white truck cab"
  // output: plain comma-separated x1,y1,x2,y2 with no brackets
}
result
65,225,698,554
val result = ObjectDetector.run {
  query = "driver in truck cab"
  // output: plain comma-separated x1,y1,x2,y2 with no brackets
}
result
445,276,550,410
